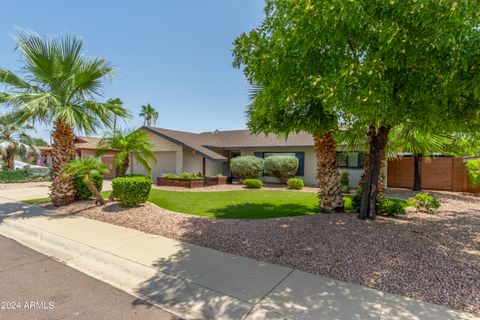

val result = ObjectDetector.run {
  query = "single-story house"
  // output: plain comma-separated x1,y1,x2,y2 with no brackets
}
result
129,126,367,187
38,136,117,179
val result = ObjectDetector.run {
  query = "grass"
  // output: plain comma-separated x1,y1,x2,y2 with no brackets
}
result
22,189,356,219
22,189,406,219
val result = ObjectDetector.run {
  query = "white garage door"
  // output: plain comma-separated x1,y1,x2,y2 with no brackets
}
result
132,151,176,180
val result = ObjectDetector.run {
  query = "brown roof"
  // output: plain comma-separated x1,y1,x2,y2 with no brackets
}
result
144,126,314,161
38,136,103,153
74,136,102,150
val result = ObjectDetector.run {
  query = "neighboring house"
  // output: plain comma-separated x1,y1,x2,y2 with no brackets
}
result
131,126,366,187
38,136,117,179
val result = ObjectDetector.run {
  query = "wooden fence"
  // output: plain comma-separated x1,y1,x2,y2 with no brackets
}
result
387,157,480,193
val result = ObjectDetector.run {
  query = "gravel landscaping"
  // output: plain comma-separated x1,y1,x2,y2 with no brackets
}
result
41,189,480,314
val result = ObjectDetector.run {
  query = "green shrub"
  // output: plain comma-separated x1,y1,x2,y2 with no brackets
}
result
264,156,299,184
0,168,51,183
74,174,103,200
466,159,480,186
230,156,265,179
351,190,406,216
376,197,407,216
112,176,151,206
179,172,203,179
407,193,441,213
161,173,178,178
287,178,304,190
351,188,363,211
161,172,203,179
340,171,350,187
244,178,263,189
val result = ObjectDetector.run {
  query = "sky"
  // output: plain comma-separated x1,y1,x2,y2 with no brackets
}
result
0,0,265,142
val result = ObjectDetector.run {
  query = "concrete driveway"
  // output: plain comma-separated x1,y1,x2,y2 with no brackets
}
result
0,180,113,201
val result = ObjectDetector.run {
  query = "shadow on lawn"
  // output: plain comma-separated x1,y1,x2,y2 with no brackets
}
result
206,202,319,219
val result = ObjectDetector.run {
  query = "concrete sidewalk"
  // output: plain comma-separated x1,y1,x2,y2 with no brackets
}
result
0,196,476,320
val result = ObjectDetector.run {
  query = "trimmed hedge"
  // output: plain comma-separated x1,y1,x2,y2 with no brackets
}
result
230,156,264,179
264,156,298,184
74,174,103,200
0,168,51,183
244,178,263,189
112,175,152,206
287,178,304,190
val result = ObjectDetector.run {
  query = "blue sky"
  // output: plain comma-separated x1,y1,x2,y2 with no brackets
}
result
1,0,265,141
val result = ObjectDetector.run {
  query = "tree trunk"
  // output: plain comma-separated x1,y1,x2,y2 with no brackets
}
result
50,120,77,206
314,131,344,212
117,155,129,177
85,178,105,205
359,125,390,219
413,153,422,191
4,146,15,170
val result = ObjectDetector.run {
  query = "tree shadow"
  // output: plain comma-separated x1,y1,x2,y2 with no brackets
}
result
206,202,319,219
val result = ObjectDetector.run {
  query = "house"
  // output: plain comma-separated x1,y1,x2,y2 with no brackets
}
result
38,136,117,179
130,126,366,187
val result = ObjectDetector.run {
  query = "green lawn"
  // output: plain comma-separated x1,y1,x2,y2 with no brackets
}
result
23,189,356,219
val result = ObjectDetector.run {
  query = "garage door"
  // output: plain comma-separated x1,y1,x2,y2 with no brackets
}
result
132,151,176,180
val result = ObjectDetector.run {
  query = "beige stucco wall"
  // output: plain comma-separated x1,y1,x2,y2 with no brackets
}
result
182,149,223,176
142,130,183,152
131,151,177,180
240,147,365,188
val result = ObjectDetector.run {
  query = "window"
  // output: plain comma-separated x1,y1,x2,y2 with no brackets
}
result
336,152,364,168
254,152,305,176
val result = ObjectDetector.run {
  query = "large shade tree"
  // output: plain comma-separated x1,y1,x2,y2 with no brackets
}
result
0,32,130,206
319,1,479,219
236,0,479,219
233,4,352,211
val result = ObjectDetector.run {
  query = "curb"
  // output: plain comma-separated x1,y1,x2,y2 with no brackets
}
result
0,217,268,320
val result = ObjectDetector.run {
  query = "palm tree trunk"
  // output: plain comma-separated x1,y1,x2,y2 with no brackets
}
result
359,125,390,219
50,120,77,206
314,132,343,212
413,153,422,191
85,178,105,205
117,155,129,177
4,146,15,170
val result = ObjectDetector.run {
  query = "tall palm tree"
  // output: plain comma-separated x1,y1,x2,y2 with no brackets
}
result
139,104,159,127
106,98,125,133
0,32,130,206
0,115,39,170
64,158,109,205
96,129,156,177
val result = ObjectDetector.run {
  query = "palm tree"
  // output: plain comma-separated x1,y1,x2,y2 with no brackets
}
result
63,158,109,205
96,129,156,177
0,32,130,206
387,126,451,191
139,104,159,127
0,115,39,170
106,98,125,133
337,124,451,193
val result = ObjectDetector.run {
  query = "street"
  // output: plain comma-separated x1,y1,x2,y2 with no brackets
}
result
0,235,181,320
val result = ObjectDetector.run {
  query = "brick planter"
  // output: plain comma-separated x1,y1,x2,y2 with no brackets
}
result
157,177,205,188
204,176,227,186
